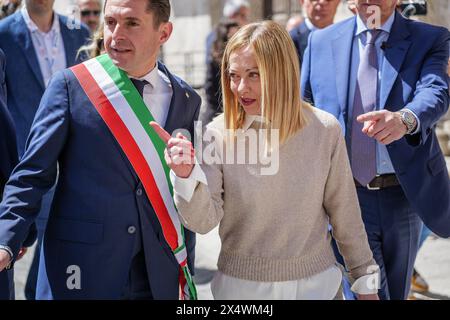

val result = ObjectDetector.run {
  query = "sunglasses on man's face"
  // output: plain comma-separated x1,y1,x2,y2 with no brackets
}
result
81,10,101,17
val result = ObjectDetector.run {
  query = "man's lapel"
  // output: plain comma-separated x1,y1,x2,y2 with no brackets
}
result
298,21,311,52
59,15,78,66
380,12,411,110
12,13,45,90
158,62,190,135
332,18,356,116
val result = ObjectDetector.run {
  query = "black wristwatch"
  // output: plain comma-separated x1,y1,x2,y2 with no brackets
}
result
399,109,417,135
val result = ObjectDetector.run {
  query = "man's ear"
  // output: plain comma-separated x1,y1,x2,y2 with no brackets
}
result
159,22,173,45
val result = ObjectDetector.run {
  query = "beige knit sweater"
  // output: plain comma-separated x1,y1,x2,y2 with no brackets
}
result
174,107,377,282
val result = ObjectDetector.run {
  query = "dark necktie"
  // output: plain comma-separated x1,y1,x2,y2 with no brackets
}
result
351,29,382,186
130,78,149,98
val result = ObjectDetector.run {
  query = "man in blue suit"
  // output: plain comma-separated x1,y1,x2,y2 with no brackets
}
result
0,49,36,300
0,0,90,155
0,48,17,301
0,0,199,299
0,0,90,299
289,0,340,66
302,0,450,300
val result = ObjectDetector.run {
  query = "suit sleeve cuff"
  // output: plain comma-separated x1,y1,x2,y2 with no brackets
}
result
170,161,207,203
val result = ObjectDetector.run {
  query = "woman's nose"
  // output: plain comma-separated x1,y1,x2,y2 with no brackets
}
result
238,78,249,95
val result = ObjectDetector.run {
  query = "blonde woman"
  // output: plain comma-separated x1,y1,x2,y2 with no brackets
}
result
77,22,104,60
151,21,379,300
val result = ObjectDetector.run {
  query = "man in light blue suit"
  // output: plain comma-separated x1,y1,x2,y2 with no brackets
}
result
0,0,199,299
302,0,449,300
0,0,90,299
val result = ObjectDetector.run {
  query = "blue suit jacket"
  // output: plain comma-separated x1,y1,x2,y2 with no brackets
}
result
0,12,90,155
0,48,37,300
301,12,450,237
0,61,201,299
0,49,16,193
289,21,312,66
0,48,16,301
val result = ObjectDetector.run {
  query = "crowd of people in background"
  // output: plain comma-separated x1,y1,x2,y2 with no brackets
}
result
0,0,448,301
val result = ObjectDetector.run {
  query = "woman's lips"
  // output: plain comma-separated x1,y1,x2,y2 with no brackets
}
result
240,98,256,106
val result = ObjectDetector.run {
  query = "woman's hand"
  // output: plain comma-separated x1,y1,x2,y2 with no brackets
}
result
150,121,195,178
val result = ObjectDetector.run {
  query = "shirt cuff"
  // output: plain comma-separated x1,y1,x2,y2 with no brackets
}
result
351,272,380,295
170,161,208,203
405,108,421,135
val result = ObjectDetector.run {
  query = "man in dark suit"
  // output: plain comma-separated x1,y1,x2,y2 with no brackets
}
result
0,49,36,300
302,0,450,299
0,48,17,301
0,0,199,299
289,0,340,66
0,0,90,299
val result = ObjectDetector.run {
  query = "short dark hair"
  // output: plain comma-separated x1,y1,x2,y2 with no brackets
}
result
104,0,171,28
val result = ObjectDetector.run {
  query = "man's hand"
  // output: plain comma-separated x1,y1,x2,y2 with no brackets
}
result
16,247,28,261
0,249,11,272
357,110,407,145
150,121,195,179
357,293,380,300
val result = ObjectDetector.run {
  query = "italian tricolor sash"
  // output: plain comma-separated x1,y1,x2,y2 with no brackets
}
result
70,54,197,300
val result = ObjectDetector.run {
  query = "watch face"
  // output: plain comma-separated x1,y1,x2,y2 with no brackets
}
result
402,111,415,133
404,112,415,125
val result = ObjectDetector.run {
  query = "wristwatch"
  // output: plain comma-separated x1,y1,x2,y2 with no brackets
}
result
399,109,417,135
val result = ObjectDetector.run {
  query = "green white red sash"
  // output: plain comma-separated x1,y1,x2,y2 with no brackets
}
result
70,54,197,300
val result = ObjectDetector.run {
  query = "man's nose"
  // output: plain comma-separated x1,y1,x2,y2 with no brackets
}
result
112,24,125,40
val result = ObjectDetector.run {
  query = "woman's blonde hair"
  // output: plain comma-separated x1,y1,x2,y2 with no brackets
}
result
77,23,105,60
221,20,311,145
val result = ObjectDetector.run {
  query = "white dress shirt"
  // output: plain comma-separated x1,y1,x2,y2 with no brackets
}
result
304,18,319,32
22,7,67,87
130,64,173,127
170,115,378,298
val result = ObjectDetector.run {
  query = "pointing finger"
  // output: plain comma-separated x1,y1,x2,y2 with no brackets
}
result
150,121,171,145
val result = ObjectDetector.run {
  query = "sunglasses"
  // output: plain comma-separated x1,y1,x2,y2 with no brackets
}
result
81,10,101,17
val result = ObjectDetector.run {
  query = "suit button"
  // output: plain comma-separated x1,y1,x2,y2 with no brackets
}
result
128,226,136,234
136,189,143,196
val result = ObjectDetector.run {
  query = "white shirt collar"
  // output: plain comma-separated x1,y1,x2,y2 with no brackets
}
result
355,10,396,37
130,64,160,89
304,18,318,32
242,114,266,131
22,6,60,35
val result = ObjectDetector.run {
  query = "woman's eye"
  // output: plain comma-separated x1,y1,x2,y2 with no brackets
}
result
249,72,260,79
230,74,240,81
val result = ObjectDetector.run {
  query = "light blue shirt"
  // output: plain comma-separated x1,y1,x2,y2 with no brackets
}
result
348,12,397,175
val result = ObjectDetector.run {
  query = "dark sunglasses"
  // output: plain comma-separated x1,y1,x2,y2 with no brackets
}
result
81,10,101,17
